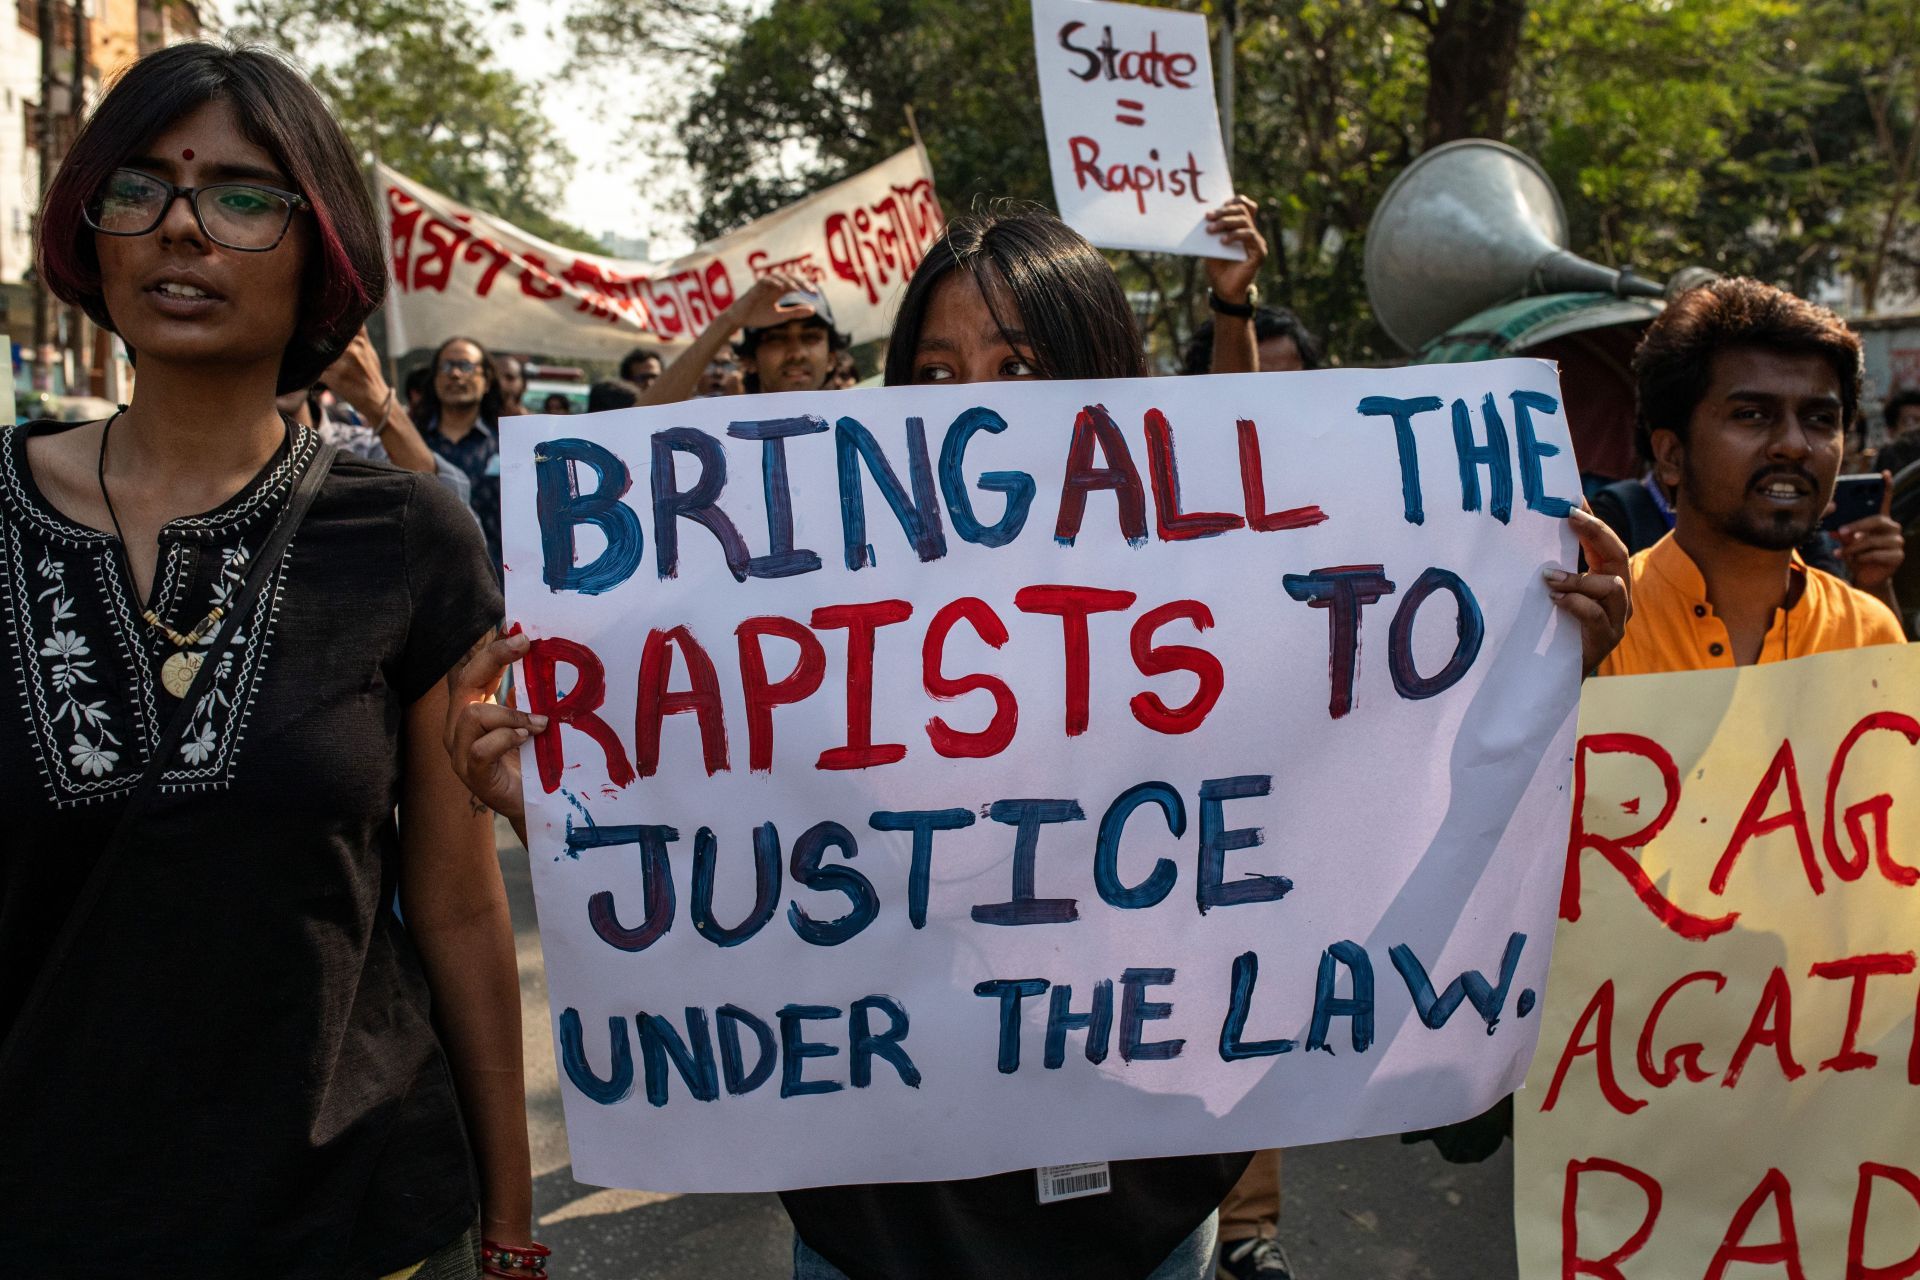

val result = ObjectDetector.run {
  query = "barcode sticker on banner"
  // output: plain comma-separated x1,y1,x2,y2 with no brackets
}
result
1036,1162,1112,1204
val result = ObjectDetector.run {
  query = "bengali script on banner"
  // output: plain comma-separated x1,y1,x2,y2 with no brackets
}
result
1516,643,1920,1279
379,147,943,360
501,362,1588,1191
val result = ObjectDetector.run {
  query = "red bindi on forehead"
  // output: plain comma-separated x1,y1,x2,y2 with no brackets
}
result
182,149,194,160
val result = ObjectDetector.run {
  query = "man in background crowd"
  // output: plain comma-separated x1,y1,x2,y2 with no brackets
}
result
1183,195,1286,380
541,392,574,415
586,379,642,413
1885,387,1920,443
417,335,505,577
620,348,664,393
496,354,530,416
1182,306,1322,376
1599,278,1905,677
697,355,744,396
1593,331,1904,622
403,365,433,420
280,327,473,508
640,271,846,404
1876,413,1920,479
827,350,861,389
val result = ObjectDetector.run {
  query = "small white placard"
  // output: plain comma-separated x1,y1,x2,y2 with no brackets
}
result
1031,0,1240,258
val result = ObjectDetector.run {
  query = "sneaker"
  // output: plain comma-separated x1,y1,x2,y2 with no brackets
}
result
1217,1235,1296,1280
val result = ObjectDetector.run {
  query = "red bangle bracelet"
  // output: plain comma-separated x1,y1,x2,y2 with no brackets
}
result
480,1238,550,1277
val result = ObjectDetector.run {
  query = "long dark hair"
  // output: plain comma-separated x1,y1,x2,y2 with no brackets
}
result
884,204,1143,386
38,41,384,394
416,336,504,428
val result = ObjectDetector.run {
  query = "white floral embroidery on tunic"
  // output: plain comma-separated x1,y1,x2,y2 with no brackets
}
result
1,423,312,807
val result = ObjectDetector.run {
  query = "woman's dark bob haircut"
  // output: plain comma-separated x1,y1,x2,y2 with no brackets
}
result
884,203,1144,386
38,41,385,394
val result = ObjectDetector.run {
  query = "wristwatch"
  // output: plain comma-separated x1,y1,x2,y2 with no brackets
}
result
1208,285,1258,317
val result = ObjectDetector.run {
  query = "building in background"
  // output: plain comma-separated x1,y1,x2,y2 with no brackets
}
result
598,232,650,262
4,0,199,403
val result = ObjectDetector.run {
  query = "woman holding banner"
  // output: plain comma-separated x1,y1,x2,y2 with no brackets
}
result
449,204,1632,1279
0,42,540,1278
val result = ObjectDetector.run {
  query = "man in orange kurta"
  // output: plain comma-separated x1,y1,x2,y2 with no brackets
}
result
1598,279,1905,679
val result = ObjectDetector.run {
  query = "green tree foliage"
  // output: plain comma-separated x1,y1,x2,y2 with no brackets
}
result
1520,0,1917,307
1227,0,1427,356
230,0,603,252
574,0,1916,361
570,0,1050,240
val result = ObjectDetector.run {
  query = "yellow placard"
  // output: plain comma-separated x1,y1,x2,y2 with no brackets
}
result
1516,643,1920,1279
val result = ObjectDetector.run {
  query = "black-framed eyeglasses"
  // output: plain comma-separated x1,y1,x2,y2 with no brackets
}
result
438,358,483,376
83,167,310,252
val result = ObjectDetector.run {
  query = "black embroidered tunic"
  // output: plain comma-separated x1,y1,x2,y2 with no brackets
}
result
0,421,503,1277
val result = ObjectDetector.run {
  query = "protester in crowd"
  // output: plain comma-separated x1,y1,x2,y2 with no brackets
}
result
827,348,861,389
405,362,434,418
3,40,536,1277
1885,386,1920,441
586,377,642,413
1214,1153,1294,1280
638,270,848,404
296,324,439,472
1588,439,1675,556
446,201,1629,1280
1182,307,1323,377
496,353,530,416
1182,195,1290,376
1876,426,1920,479
418,334,505,575
698,352,745,396
619,347,664,392
1592,368,1901,615
1586,431,1862,582
541,391,573,415
1598,278,1906,677
737,285,850,394
274,327,476,509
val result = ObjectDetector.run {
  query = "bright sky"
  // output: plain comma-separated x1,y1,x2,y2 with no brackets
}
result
498,0,694,256
208,0,692,256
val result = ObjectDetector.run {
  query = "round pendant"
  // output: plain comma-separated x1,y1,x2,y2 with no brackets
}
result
161,649,204,699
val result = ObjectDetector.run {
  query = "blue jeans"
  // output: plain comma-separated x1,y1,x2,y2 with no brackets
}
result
792,1210,1218,1280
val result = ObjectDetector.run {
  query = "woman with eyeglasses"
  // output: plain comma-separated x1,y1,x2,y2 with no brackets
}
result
0,42,541,1280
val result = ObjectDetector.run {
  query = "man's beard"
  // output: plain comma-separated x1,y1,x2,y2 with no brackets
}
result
1685,454,1820,551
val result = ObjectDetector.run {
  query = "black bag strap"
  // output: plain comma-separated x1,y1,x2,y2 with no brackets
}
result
0,439,337,1077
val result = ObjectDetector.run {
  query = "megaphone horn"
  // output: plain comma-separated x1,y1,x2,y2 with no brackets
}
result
1364,139,1666,354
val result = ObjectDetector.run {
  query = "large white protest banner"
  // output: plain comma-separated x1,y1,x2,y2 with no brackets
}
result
1032,0,1239,258
378,147,942,360
502,361,1586,1191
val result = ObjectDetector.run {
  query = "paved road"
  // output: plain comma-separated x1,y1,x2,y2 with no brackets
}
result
498,830,1519,1280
